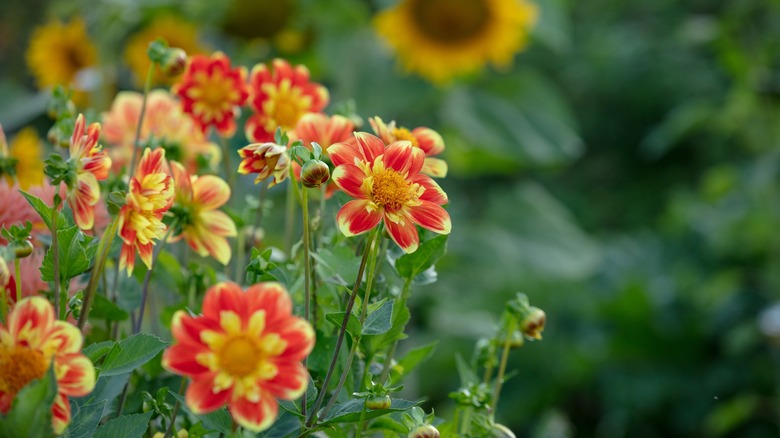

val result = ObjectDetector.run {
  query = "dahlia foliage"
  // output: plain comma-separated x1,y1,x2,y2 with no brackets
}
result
0,30,544,438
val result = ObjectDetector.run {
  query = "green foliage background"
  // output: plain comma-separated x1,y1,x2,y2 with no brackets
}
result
2,0,780,436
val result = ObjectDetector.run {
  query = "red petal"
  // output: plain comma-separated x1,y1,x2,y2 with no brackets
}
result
336,200,382,237
385,213,419,253
354,132,385,163
412,174,448,205
244,282,291,330
229,394,278,433
383,141,424,175
162,343,211,376
202,282,246,322
186,372,231,414
263,361,309,400
408,201,452,234
331,164,368,199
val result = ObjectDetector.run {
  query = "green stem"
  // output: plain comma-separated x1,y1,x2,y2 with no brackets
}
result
284,169,296,257
305,228,380,427
164,378,188,438
235,227,245,284
460,407,473,436
127,63,154,179
301,186,312,418
78,215,120,331
133,225,175,334
51,201,61,319
13,259,21,304
490,318,516,420
379,279,412,383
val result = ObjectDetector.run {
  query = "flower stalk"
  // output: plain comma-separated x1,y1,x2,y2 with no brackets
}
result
490,318,516,419
127,63,154,178
78,215,120,331
301,186,312,417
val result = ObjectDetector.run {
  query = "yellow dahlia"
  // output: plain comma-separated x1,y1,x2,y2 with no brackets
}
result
25,18,98,105
5,127,45,190
374,0,538,84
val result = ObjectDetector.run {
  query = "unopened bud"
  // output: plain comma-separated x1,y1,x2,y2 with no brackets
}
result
301,159,330,188
408,424,440,438
365,394,391,410
491,424,517,438
520,307,546,340
161,48,188,77
14,241,33,258
0,258,10,289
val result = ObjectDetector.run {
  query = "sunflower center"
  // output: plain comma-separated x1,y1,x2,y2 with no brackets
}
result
0,346,49,401
218,336,262,377
392,127,419,148
372,168,414,213
411,0,491,44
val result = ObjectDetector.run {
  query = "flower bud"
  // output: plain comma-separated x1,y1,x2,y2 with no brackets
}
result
14,240,34,259
491,424,517,438
508,329,524,348
520,307,546,340
301,159,330,188
161,48,188,77
0,257,10,289
365,394,391,410
408,424,440,438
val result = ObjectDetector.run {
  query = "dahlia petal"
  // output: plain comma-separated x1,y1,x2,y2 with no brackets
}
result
51,393,71,435
412,127,445,156
162,343,211,376
354,132,385,163
264,361,308,400
336,200,382,237
171,161,193,202
171,310,221,347
244,114,274,144
383,141,424,175
385,213,420,253
202,282,246,321
199,230,232,266
55,354,96,397
244,282,291,330
69,114,86,155
193,176,231,210
422,157,448,178
229,393,278,433
44,320,84,355
368,116,393,144
137,242,154,270
7,296,54,347
276,318,316,361
328,137,362,167
331,164,369,199
412,174,449,204
186,372,231,414
408,201,452,235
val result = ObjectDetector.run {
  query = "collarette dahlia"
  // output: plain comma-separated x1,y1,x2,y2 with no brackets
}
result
66,114,112,231
369,116,447,178
330,132,451,253
0,297,96,435
237,142,291,187
162,281,314,432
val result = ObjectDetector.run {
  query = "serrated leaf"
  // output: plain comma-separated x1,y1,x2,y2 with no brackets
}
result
362,299,394,335
82,340,115,363
93,411,153,438
258,412,301,437
322,398,419,424
66,400,106,438
73,373,130,417
41,225,96,283
20,190,67,231
393,341,437,383
100,333,167,376
313,247,362,286
395,235,448,281
326,311,361,338
455,353,478,386
370,298,410,351
90,295,129,322
170,392,232,434
0,366,57,437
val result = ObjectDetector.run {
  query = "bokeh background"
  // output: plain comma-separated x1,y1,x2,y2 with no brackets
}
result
2,0,780,436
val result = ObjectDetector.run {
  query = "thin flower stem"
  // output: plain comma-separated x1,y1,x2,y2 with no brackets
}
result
319,228,382,421
235,227,245,283
490,318,517,419
305,228,380,427
78,215,120,331
284,168,296,257
133,225,175,334
379,279,412,383
164,378,188,438
51,201,61,319
301,186,312,418
13,259,21,304
127,63,154,179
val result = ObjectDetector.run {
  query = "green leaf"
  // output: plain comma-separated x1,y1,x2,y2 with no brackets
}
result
170,392,232,434
0,366,57,438
393,341,438,382
370,298,410,351
455,354,479,386
322,398,419,424
73,373,130,417
100,333,167,376
326,310,362,338
90,295,129,322
40,225,97,283
93,411,153,438
362,299,394,335
395,235,448,281
66,400,106,438
313,246,362,286
82,340,116,363
258,412,301,437
20,190,67,231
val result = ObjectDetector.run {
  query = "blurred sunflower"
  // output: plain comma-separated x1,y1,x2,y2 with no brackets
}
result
374,0,538,84
5,127,44,190
124,16,207,86
25,18,97,105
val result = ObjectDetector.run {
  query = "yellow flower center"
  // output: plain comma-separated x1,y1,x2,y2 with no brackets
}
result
411,0,490,44
391,127,419,148
0,346,49,400
190,70,239,122
371,168,415,213
262,80,311,129
218,336,262,377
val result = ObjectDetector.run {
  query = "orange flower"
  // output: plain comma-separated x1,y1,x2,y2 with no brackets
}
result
102,90,221,172
245,59,329,143
162,282,315,432
173,52,249,137
170,162,237,265
0,297,96,434
66,114,111,231
118,148,174,275
330,133,451,253
237,143,291,187
369,116,447,178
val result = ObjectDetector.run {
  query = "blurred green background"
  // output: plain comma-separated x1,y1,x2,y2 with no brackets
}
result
2,0,780,436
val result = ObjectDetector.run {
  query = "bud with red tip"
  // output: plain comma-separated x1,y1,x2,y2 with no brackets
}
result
0,257,9,289
520,307,546,340
301,159,330,188
408,424,440,438
161,48,188,77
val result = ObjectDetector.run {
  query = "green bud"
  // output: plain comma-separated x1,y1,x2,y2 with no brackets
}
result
491,424,517,438
520,307,546,340
408,424,440,438
301,159,330,188
14,240,34,258
365,394,391,410
161,48,188,77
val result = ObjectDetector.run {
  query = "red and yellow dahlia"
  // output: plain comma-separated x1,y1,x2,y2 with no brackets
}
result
66,114,111,231
118,148,174,275
173,52,249,137
162,282,314,432
245,59,329,143
0,297,96,434
170,162,237,265
330,133,451,253
369,116,447,178
237,143,291,187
